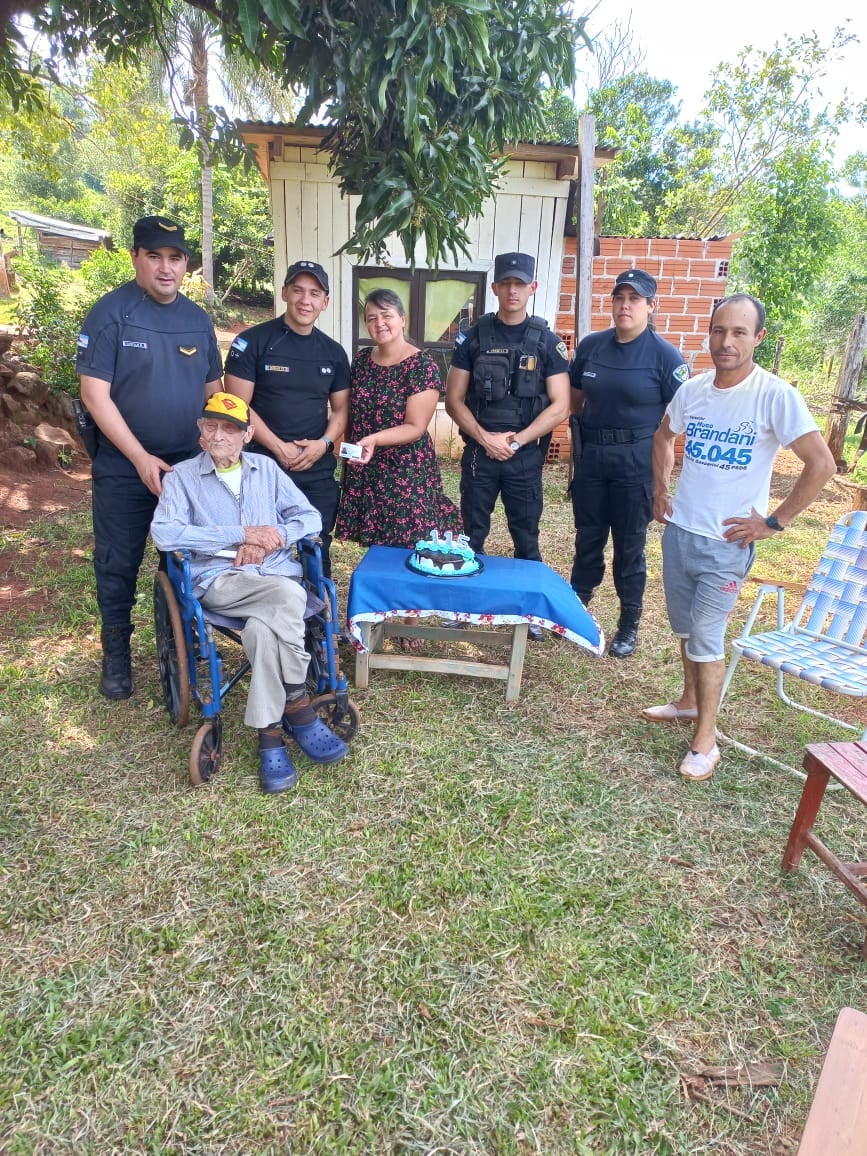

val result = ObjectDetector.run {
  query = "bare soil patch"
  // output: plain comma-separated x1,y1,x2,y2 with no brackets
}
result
0,452,92,628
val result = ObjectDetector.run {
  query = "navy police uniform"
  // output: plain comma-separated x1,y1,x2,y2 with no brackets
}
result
224,318,350,572
451,316,568,559
76,279,222,629
570,325,687,608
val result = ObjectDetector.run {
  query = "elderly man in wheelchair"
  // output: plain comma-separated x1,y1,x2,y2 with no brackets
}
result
151,391,349,793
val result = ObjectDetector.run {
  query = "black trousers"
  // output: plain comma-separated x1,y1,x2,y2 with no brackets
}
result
286,458,339,577
91,447,190,629
569,438,654,609
460,439,545,560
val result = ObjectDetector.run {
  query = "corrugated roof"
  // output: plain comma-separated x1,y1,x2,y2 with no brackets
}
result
10,211,111,242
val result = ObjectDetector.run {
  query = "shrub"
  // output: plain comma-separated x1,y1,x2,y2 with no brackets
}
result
12,248,130,397
11,254,83,396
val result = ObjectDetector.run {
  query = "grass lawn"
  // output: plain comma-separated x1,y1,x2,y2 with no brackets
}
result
1,454,865,1154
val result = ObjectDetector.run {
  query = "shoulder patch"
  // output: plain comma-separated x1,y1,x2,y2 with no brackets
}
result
555,341,568,361
230,336,248,353
454,332,466,345
77,333,89,349
673,364,689,384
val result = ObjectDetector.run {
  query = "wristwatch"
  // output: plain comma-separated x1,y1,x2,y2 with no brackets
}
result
766,514,785,532
321,435,334,451
509,440,521,452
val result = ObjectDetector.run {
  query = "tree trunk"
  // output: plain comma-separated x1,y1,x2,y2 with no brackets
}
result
200,156,215,304
190,26,216,304
825,312,867,468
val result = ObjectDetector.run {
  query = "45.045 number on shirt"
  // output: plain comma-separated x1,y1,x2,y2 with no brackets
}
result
684,440,752,467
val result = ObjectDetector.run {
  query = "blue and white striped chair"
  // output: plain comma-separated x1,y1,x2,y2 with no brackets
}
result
719,509,867,770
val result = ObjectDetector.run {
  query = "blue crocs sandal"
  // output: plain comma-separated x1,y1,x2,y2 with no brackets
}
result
259,744,298,793
282,716,349,764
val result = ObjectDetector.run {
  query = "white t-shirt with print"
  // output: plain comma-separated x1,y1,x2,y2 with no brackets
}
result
666,365,817,541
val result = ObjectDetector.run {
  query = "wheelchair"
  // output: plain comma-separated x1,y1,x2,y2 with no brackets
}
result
153,537,360,786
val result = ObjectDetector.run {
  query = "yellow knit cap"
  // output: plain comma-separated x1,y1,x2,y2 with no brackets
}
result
202,392,249,429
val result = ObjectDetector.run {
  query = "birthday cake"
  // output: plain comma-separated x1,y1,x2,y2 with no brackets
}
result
407,531,482,578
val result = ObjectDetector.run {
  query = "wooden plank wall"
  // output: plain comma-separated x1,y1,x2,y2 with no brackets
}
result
269,151,572,347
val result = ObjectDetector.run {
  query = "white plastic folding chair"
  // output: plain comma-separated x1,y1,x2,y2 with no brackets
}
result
718,509,867,775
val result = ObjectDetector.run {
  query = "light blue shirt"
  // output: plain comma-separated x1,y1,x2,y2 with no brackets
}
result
151,450,322,597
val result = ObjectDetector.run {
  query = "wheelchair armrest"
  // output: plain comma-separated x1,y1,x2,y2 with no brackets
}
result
165,549,196,603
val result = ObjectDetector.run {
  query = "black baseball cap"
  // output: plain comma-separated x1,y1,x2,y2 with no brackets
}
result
493,252,535,284
285,260,329,293
132,215,189,255
612,269,657,298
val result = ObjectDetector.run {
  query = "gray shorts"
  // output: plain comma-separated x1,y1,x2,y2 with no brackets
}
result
661,523,755,662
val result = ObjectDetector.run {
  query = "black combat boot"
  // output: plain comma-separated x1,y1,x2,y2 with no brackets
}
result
608,606,641,659
100,623,134,699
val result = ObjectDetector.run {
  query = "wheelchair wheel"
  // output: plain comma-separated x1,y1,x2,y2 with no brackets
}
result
190,721,222,786
154,571,191,727
310,692,360,743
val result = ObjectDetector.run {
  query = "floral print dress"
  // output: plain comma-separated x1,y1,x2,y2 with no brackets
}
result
336,348,462,548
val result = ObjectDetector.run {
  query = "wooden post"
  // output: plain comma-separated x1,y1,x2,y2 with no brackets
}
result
574,114,595,346
568,115,595,492
0,237,10,299
825,313,867,467
772,335,784,375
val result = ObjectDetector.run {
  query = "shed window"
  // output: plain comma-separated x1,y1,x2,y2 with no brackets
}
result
353,267,486,389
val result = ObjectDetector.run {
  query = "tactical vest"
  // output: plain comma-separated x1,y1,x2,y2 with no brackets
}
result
469,313,549,431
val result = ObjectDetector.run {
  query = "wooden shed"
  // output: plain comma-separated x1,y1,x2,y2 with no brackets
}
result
9,210,113,269
237,122,613,385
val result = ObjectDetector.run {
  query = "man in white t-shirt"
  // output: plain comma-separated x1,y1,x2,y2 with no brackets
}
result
644,295,836,781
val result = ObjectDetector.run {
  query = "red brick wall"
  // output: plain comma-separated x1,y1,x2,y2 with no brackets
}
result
547,235,734,462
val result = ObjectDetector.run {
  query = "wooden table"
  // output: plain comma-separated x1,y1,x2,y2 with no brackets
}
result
346,546,603,703
354,619,529,702
782,741,867,957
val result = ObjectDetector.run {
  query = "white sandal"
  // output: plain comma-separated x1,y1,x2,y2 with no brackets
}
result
641,702,699,722
678,745,720,781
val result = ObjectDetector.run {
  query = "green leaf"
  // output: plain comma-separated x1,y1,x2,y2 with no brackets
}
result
236,0,260,50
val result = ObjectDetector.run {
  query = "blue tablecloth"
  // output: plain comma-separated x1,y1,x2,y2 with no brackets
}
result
347,545,604,655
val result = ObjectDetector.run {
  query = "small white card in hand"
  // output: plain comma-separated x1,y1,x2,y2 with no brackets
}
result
339,442,364,460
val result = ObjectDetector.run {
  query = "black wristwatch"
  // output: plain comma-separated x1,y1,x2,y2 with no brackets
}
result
321,435,334,451
766,514,785,532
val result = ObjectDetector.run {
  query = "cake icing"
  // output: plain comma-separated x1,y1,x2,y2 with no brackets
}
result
407,530,482,578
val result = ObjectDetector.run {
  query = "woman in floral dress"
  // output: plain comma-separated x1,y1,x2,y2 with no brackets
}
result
336,289,462,548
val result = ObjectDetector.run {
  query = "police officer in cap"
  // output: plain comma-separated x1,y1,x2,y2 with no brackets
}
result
224,259,350,577
570,268,687,657
77,214,223,699
446,252,570,635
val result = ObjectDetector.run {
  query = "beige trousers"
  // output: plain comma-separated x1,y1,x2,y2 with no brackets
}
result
201,571,309,729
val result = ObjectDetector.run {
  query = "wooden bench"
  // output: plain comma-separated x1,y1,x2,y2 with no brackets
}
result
797,1006,867,1155
782,741,867,957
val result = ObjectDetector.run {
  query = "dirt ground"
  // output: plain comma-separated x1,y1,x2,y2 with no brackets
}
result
0,453,92,529
0,452,93,630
